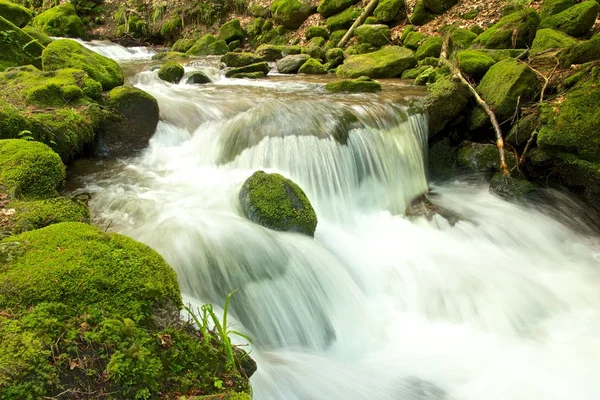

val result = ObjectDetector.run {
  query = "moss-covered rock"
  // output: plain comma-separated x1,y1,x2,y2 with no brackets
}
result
271,0,314,29
337,46,416,78
151,51,189,61
0,139,64,200
302,36,326,60
219,19,245,43
414,66,438,85
306,25,329,40
476,58,540,121
225,62,270,77
539,1,599,38
403,31,426,50
186,34,229,56
276,53,310,73
401,65,429,79
251,3,271,18
456,50,496,80
21,26,52,47
172,38,196,53
256,44,283,60
186,71,212,84
326,6,361,31
221,52,262,67
157,61,184,84
457,141,503,172
0,16,44,72
474,8,540,49
298,57,327,74
7,197,89,234
423,0,457,14
0,0,32,28
354,24,391,47
449,28,477,52
374,0,405,22
415,36,442,60
410,0,435,25
32,3,85,39
317,0,358,17
329,29,347,45
530,28,577,55
239,171,317,236
540,0,575,18
425,75,470,136
489,172,535,199
230,72,265,79
558,33,600,66
326,47,345,67
506,110,539,147
41,39,123,90
325,76,381,92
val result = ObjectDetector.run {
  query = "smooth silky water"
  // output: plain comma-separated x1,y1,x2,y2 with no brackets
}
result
68,41,600,400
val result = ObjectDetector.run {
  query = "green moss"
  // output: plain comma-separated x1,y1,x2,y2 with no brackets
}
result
158,61,184,83
374,0,404,22
530,28,577,55
0,139,64,200
0,16,44,72
460,8,479,20
415,36,442,60
32,3,85,38
354,24,391,47
540,0,574,18
225,62,270,77
326,6,361,31
403,31,426,49
306,25,329,40
317,0,357,17
449,28,477,52
490,172,535,199
219,19,244,43
0,0,33,28
425,75,470,136
41,39,124,90
325,76,381,92
247,17,265,38
186,34,229,56
457,50,496,80
256,43,283,60
457,141,502,172
414,66,437,85
474,8,540,49
151,51,189,60
298,57,327,74
229,72,264,79
337,46,416,78
21,26,52,47
172,39,195,53
401,65,428,79
9,197,89,234
410,0,435,25
558,33,600,66
239,171,317,236
470,25,484,35
540,1,598,38
302,36,326,60
423,0,457,14
123,15,148,37
222,52,262,67
326,47,344,67
329,29,347,45
271,0,314,29
251,3,271,17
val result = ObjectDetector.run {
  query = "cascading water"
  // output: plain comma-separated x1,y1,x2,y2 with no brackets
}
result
71,44,600,400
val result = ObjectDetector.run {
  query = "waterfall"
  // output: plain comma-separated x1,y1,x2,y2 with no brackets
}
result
72,44,600,400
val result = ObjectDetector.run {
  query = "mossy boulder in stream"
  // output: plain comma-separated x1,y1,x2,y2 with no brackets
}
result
474,8,540,49
32,3,85,38
539,1,599,38
225,62,270,77
240,171,318,236
277,53,310,73
41,39,123,90
222,52,262,67
298,58,327,74
186,34,229,56
0,16,44,72
158,61,184,83
95,86,160,157
354,24,391,47
0,0,33,28
326,47,345,67
325,76,382,92
271,0,314,29
337,46,417,79
0,139,65,200
172,38,196,53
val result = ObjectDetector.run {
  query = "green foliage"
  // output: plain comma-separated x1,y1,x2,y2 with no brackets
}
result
0,16,44,72
324,76,381,92
317,0,357,17
0,0,33,28
271,0,314,28
0,139,64,200
337,46,417,78
326,5,360,31
474,8,540,49
158,61,184,83
160,15,182,37
539,1,599,38
41,39,123,90
32,3,86,38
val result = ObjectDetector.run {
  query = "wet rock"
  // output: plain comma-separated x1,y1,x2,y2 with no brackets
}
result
277,54,310,73
256,44,283,61
336,46,417,79
225,62,270,77
186,71,212,84
298,58,327,74
158,61,184,83
490,172,535,200
221,52,262,67
326,47,345,67
324,76,382,92
405,194,460,225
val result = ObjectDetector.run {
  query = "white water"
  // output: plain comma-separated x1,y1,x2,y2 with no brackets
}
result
75,45,600,400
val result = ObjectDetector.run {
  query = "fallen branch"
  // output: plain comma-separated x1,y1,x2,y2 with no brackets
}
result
440,36,511,178
337,0,380,48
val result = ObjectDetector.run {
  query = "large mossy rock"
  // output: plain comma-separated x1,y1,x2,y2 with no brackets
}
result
222,52,262,67
403,31,426,49
337,46,417,78
449,28,478,52
256,44,283,60
326,6,361,31
457,50,497,80
0,0,33,28
219,18,245,43
0,221,253,399
96,86,159,158
158,61,184,83
558,33,600,66
0,16,44,72
317,0,358,17
302,36,326,60
239,171,317,236
474,8,540,49
41,39,123,90
410,0,435,25
4,197,90,235
540,0,575,18
374,0,405,22
415,36,443,60
0,139,65,200
423,0,457,14
489,172,535,200
457,141,504,172
306,25,329,40
21,26,53,47
186,34,229,56
326,47,345,67
32,3,85,39
271,0,314,29
277,53,310,73
298,58,327,74
225,62,270,77
324,76,381,92
425,75,470,137
172,38,196,53
539,1,599,38
354,24,391,47
530,28,577,55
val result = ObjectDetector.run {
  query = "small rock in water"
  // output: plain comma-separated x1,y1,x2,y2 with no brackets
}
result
186,71,212,84
405,194,460,225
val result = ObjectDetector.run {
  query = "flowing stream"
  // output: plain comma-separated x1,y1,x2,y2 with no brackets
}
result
69,41,600,400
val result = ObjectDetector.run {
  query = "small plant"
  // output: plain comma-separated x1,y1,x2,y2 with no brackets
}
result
184,289,253,372
17,130,35,141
